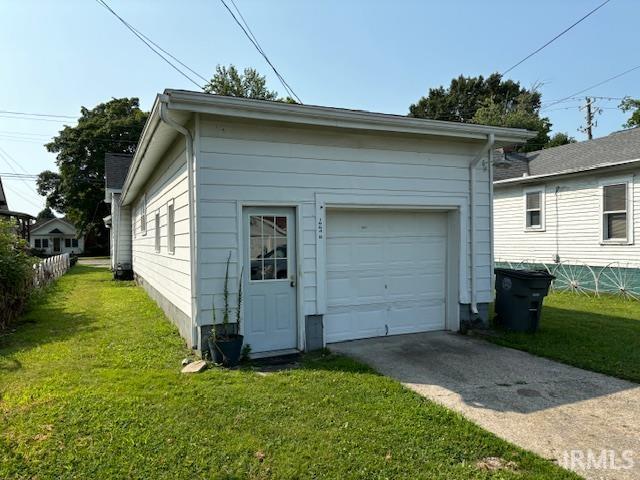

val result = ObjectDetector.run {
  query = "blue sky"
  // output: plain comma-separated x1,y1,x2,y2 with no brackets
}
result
0,0,637,216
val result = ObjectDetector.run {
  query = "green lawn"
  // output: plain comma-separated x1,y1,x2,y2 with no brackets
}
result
488,291,640,383
0,267,577,479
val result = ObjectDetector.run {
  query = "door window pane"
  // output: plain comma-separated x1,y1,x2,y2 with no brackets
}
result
250,260,263,281
249,215,288,281
276,259,288,279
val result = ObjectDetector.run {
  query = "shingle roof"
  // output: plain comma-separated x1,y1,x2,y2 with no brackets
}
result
105,153,133,190
31,216,76,233
494,127,640,182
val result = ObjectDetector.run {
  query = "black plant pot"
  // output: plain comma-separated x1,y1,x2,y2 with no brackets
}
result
208,335,244,367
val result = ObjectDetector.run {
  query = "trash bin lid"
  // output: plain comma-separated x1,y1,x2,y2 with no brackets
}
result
494,267,555,280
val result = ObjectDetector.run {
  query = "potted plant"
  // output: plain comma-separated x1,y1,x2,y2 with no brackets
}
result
208,252,244,367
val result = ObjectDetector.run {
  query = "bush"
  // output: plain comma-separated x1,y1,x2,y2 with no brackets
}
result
0,218,37,330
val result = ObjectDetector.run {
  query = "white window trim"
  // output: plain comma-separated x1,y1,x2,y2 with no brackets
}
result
154,210,161,253
141,194,148,236
599,176,634,245
167,198,175,255
523,186,545,232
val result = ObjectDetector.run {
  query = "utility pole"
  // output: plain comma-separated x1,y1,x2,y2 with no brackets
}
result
579,97,601,140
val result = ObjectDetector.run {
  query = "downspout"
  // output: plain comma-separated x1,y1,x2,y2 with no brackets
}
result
469,133,495,316
159,94,199,349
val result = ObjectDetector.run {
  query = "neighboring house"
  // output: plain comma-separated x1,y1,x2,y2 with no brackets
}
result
103,153,134,272
0,176,36,240
494,127,640,283
113,89,533,356
30,217,84,255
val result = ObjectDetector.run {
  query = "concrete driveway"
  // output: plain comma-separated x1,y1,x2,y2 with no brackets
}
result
331,332,640,480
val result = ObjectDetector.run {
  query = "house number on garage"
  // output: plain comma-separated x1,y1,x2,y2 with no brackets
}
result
317,217,324,239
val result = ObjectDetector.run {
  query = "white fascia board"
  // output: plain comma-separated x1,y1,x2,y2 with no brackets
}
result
494,158,640,187
164,90,536,145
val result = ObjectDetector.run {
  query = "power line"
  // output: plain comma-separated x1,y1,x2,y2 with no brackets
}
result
3,183,42,209
0,110,76,119
502,0,613,75
220,0,302,103
0,114,70,123
95,0,205,90
543,64,640,109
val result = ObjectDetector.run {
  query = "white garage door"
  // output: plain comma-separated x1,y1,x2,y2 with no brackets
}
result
325,209,447,343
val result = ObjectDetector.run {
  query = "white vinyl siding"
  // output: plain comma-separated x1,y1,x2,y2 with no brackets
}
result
131,138,191,328
494,171,638,267
196,116,491,323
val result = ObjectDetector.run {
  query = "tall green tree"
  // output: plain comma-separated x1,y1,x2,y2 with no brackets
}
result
545,132,576,149
205,65,278,100
619,97,640,128
36,207,55,220
37,98,148,252
409,73,570,151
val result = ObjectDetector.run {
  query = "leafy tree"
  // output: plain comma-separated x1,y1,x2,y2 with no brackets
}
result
545,132,576,149
409,73,564,151
470,93,550,152
36,207,55,220
620,97,640,128
409,73,541,122
37,98,148,251
205,65,278,100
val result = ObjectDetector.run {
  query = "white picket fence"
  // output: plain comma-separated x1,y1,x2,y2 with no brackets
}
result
33,253,71,288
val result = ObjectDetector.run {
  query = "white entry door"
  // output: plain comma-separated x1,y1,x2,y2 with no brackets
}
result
243,207,297,353
324,209,447,343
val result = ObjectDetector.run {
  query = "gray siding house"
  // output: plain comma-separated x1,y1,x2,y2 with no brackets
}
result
113,89,533,356
494,127,640,295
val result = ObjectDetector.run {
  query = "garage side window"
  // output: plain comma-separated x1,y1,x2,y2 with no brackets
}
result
154,211,161,253
524,189,544,230
140,195,147,236
603,183,627,241
167,200,175,254
249,215,288,281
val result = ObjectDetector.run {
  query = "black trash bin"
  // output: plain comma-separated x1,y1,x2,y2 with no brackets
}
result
494,268,555,332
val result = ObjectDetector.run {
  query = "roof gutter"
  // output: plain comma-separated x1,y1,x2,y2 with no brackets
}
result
120,99,162,205
159,95,199,349
469,133,495,317
494,157,640,186
163,90,535,144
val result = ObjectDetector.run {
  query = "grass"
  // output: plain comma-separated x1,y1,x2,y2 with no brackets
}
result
0,266,578,479
488,291,640,383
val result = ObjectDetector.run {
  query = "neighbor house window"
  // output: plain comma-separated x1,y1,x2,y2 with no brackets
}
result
524,189,544,230
167,200,175,254
42,239,49,248
35,239,41,248
65,238,71,248
603,183,628,241
72,239,78,248
154,212,161,253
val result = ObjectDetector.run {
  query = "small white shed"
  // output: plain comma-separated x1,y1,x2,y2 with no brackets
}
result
118,90,533,356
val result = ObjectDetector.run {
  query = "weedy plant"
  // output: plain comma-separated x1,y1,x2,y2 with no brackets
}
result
209,251,245,367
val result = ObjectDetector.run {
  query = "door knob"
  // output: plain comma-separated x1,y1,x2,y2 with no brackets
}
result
290,276,296,288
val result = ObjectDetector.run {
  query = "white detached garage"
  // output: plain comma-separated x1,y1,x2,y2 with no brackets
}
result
118,90,534,357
